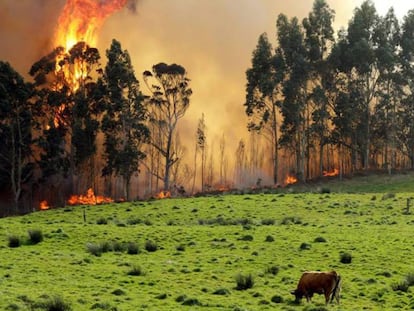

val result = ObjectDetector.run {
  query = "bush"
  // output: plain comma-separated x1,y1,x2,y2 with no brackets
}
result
271,295,283,303
340,252,352,264
7,235,21,248
181,298,201,306
96,217,108,225
280,216,302,225
239,235,253,241
265,235,275,242
111,240,125,252
126,242,139,255
299,242,311,250
235,273,254,290
392,281,409,292
145,240,158,252
86,243,102,257
28,229,43,245
176,244,185,252
314,236,327,243
265,265,279,276
127,265,143,276
39,296,72,311
213,288,230,295
261,219,275,225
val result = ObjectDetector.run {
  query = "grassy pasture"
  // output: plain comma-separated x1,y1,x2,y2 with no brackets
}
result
1,176,414,310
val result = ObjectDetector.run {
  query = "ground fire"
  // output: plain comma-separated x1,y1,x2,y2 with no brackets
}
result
285,175,298,185
323,168,339,177
39,200,50,210
157,191,171,199
67,188,114,205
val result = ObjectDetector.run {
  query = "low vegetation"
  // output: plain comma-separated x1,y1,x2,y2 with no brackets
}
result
1,174,414,310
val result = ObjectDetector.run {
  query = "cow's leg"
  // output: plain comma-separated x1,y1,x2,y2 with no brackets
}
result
324,291,330,304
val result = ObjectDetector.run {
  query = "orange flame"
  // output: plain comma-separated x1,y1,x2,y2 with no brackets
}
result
55,0,128,51
285,175,298,185
39,200,50,210
157,191,171,199
67,188,114,205
323,168,339,177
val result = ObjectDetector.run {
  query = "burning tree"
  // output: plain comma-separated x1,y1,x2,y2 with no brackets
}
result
100,39,150,200
143,63,192,192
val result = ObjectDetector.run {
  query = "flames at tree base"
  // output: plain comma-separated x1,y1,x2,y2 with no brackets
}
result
67,188,114,206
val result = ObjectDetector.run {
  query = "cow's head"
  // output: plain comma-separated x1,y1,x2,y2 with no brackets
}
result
291,289,302,303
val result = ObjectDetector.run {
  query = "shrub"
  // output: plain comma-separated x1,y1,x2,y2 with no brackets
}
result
7,235,21,248
405,273,414,286
235,273,254,290
299,242,311,250
213,288,230,295
239,235,253,241
175,295,187,303
340,252,352,264
111,289,125,296
96,217,108,225
28,229,43,245
261,219,275,225
127,218,142,225
127,265,143,276
145,240,158,252
265,235,274,242
155,293,167,299
280,216,302,225
126,242,139,255
39,296,72,311
265,265,279,276
111,240,125,252
381,193,396,201
271,295,283,303
100,241,113,253
86,243,102,257
181,298,201,306
314,236,327,243
176,244,185,252
392,281,409,292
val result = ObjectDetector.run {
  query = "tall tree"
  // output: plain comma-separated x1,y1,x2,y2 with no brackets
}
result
30,42,103,193
101,39,149,200
399,10,414,168
143,63,192,191
0,61,34,211
276,14,309,181
346,0,379,169
245,33,281,184
303,0,336,177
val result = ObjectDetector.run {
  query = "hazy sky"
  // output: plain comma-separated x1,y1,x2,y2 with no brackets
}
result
1,0,412,155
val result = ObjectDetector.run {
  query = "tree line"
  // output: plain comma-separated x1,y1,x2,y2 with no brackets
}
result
245,0,414,184
0,39,191,213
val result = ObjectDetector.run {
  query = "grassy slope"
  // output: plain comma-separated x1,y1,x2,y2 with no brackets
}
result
0,173,414,310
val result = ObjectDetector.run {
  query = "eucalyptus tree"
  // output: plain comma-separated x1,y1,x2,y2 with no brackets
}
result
346,0,380,169
276,14,309,181
371,8,401,172
100,39,149,200
30,42,103,193
143,63,192,191
303,0,336,177
398,10,414,168
245,33,282,184
0,61,34,211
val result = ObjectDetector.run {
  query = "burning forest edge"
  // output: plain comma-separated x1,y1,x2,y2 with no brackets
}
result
3,0,414,215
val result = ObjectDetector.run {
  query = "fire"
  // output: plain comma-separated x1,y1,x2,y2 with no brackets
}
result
39,200,50,210
157,191,171,199
55,0,128,51
53,0,128,91
323,168,339,177
67,188,114,205
285,175,298,185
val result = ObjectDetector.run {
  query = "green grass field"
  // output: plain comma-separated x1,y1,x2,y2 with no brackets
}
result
1,173,414,310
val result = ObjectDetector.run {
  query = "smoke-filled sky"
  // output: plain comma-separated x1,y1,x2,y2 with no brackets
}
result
1,0,412,157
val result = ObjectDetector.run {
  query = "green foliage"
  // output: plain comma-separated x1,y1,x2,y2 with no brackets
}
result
7,235,21,248
235,273,254,290
340,252,352,264
37,296,72,311
144,240,158,252
127,265,143,276
126,242,139,255
27,229,43,245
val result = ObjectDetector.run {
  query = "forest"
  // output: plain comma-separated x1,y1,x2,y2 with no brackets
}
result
1,0,414,214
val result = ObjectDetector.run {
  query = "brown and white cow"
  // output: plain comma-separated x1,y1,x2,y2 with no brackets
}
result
291,270,341,304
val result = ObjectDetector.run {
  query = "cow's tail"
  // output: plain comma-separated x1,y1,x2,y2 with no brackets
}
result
330,274,341,304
